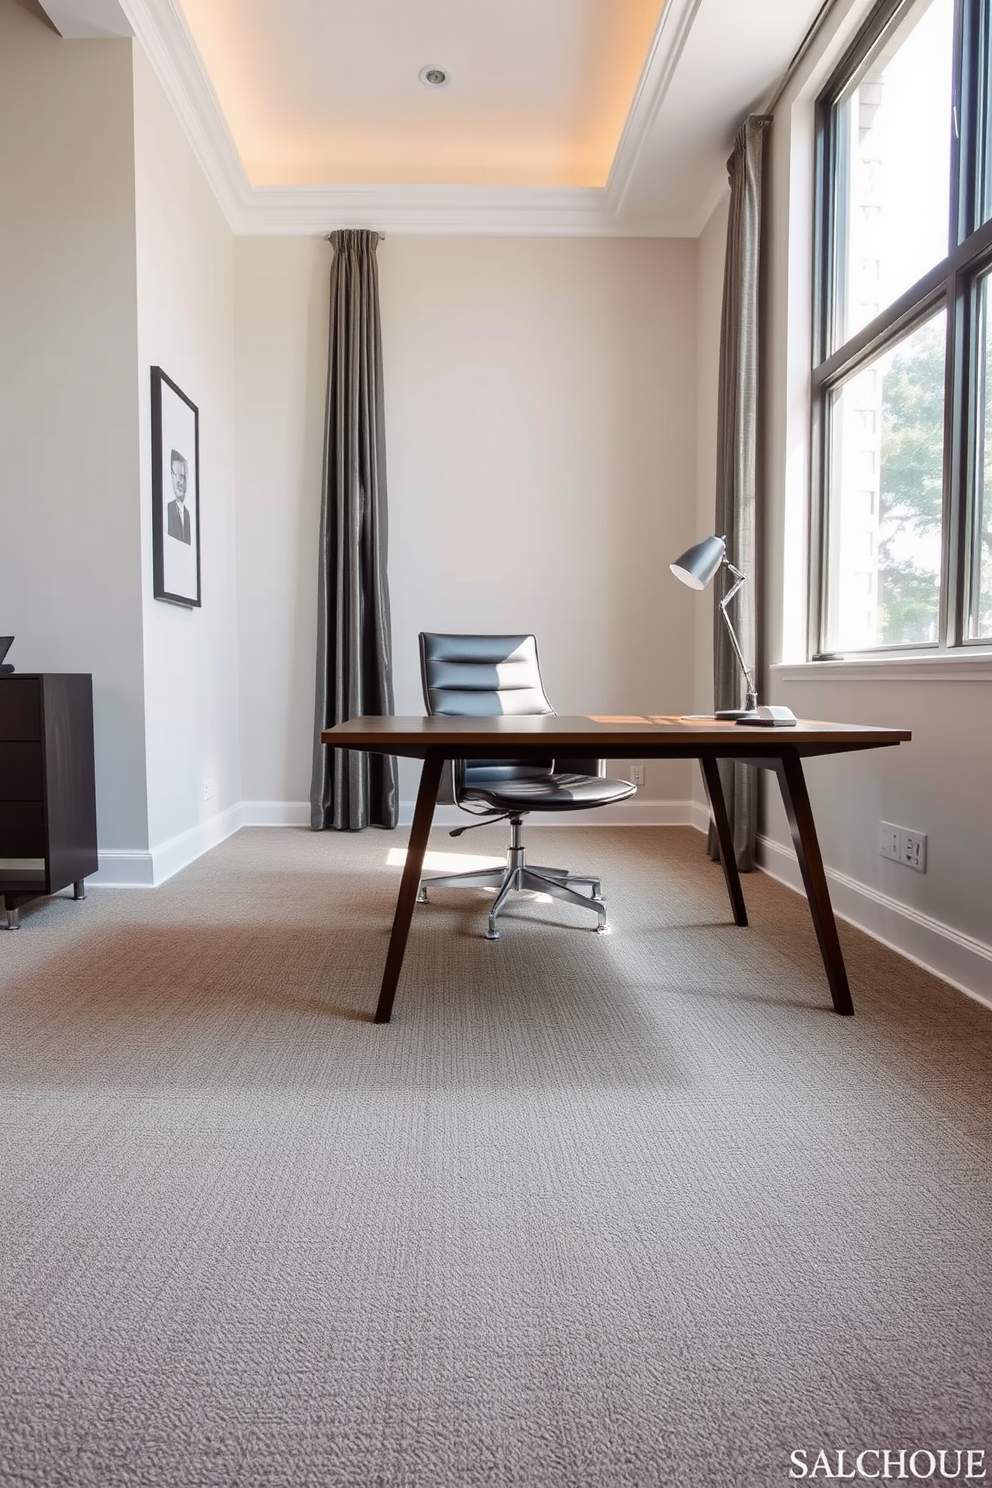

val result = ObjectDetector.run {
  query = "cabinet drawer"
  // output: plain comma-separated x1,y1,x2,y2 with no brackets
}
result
0,743,43,801
0,802,45,857
0,680,41,741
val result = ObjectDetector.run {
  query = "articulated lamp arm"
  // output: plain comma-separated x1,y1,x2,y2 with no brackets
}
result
670,534,794,723
718,561,758,713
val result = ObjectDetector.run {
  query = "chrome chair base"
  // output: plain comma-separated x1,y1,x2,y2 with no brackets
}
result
417,816,608,939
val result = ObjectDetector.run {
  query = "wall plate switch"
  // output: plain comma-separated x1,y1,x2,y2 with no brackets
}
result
203,777,216,801
629,764,645,786
878,822,901,861
880,821,926,871
901,829,926,871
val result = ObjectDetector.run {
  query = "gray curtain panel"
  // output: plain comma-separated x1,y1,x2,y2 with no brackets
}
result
311,230,398,831
707,114,771,872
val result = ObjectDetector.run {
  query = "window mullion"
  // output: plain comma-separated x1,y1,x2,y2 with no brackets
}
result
813,272,948,390
809,386,829,658
943,266,971,645
952,0,971,246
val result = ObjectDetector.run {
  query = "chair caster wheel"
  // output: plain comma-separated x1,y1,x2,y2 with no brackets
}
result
485,925,501,940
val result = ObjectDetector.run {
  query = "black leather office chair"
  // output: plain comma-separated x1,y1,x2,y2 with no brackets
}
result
417,633,637,939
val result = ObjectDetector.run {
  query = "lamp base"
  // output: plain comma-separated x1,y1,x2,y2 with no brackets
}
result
714,708,752,720
734,705,798,727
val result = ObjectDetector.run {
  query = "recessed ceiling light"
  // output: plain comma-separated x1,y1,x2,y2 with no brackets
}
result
419,65,450,88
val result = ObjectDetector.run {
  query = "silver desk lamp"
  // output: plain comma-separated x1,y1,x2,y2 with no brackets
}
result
669,536,796,726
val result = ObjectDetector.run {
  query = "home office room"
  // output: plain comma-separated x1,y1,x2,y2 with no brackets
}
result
1,0,989,1484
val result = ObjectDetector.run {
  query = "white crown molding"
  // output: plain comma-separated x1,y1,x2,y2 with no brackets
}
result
119,0,251,228
605,0,705,216
693,175,733,239
37,0,133,39
237,184,628,238
112,0,704,237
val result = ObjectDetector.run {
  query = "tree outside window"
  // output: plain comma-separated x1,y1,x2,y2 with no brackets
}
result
813,0,992,655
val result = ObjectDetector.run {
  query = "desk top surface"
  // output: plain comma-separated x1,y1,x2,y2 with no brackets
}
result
324,715,911,757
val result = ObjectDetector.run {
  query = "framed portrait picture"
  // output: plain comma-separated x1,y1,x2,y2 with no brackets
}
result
151,367,201,607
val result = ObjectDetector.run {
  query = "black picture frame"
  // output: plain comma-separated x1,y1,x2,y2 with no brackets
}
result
151,366,201,608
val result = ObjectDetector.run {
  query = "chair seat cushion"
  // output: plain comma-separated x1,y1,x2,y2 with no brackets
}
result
462,772,637,812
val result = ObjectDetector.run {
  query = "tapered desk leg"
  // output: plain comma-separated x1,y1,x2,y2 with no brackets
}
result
374,752,445,1025
699,757,748,927
774,751,854,1016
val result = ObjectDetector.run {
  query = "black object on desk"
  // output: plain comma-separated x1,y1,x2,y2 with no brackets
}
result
0,674,98,928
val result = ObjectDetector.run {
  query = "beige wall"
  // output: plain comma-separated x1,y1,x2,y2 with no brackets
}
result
132,42,241,857
233,237,328,811
234,235,701,812
0,0,147,853
0,3,242,878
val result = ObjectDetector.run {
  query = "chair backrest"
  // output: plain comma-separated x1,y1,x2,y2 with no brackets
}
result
419,633,606,794
420,633,554,717
419,633,556,790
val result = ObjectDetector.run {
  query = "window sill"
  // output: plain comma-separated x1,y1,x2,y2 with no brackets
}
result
772,655,992,683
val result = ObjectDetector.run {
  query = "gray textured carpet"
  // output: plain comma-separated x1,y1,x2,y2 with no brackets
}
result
1,825,990,1488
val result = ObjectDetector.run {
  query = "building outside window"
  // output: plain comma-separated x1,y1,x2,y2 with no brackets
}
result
812,0,992,656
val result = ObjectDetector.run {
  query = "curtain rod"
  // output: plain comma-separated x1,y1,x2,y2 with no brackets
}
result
765,0,840,115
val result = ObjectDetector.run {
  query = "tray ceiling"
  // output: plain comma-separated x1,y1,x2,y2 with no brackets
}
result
40,0,830,235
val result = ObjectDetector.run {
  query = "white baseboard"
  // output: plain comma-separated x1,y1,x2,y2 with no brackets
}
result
242,800,311,827
240,797,696,829
689,799,712,834
756,833,992,1012
397,798,695,828
91,851,157,889
93,804,245,888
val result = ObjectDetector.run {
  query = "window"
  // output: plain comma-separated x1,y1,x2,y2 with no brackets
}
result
812,0,992,655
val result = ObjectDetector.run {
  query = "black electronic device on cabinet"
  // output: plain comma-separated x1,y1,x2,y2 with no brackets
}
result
0,674,98,928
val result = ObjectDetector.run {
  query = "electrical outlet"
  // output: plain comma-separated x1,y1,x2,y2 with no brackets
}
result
629,764,645,786
202,777,216,801
879,820,926,871
878,822,901,861
901,828,926,872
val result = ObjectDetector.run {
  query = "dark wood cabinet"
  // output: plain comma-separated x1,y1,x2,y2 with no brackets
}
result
0,674,98,928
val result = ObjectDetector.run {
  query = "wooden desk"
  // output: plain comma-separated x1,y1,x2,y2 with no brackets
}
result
322,715,911,1024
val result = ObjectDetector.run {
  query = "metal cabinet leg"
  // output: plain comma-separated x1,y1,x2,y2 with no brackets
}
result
73,880,87,901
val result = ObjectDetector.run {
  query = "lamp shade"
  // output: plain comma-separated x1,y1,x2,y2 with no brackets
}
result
669,534,726,590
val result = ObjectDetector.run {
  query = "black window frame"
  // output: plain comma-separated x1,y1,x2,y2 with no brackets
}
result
810,0,992,658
